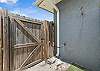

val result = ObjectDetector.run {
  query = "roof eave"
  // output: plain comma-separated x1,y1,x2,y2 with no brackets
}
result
35,0,62,13
35,0,44,6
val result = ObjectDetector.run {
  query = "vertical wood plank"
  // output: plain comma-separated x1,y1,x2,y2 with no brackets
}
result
42,20,49,60
0,13,3,71
49,22,54,57
2,9,10,71
45,21,49,58
9,18,15,71
9,18,12,71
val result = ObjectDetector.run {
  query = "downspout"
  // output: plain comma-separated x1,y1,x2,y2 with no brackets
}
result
48,2,60,57
55,7,60,57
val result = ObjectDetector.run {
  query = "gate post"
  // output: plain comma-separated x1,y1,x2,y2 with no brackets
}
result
0,10,3,71
2,9,10,71
42,20,49,60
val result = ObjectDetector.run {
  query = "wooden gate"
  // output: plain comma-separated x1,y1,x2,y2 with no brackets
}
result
0,9,54,71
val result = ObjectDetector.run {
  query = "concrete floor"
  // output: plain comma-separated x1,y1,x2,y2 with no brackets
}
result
23,57,70,71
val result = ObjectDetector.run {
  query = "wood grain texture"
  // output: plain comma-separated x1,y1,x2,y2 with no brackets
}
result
0,9,54,71
0,13,3,71
2,9,10,71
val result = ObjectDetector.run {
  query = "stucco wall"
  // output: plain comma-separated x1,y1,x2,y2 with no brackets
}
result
57,0,100,71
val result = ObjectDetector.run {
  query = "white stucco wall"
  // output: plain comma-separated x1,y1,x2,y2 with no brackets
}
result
57,0,100,71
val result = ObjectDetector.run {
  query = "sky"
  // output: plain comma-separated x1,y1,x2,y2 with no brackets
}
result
0,0,54,21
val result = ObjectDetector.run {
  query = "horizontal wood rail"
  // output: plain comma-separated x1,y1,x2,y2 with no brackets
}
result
20,18,42,25
14,43,38,49
9,14,42,25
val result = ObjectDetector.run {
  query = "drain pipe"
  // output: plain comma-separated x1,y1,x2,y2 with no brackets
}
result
55,7,60,57
48,2,60,57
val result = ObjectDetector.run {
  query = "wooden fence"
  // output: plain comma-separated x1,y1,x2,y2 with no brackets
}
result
0,9,54,71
